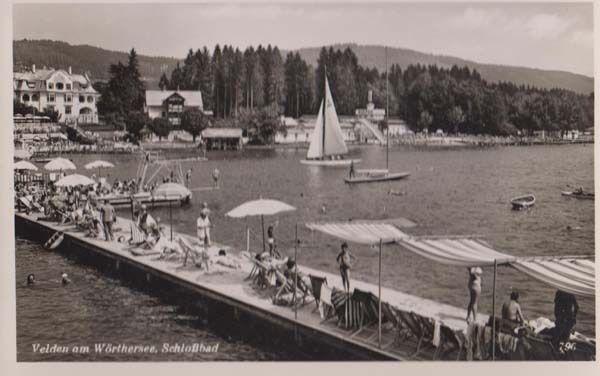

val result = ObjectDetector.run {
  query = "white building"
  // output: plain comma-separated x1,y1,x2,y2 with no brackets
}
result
355,90,386,121
13,65,100,124
145,90,204,127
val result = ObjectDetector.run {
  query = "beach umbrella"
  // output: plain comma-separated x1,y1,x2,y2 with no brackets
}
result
44,157,76,171
226,199,296,253
55,174,95,187
14,161,38,171
85,160,115,177
14,149,32,160
154,182,192,241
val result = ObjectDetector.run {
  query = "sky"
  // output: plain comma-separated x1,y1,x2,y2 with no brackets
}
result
12,1,594,76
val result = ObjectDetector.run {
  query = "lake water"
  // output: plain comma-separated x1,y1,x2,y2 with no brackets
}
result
16,144,595,360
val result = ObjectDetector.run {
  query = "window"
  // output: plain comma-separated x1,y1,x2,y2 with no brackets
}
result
169,117,181,126
65,94,72,102
48,82,54,90
65,106,72,115
22,94,30,102
46,105,54,111
56,83,64,90
47,94,55,102
168,104,183,113
162,111,166,117
79,95,85,103
32,94,39,101
66,83,72,90
87,96,94,103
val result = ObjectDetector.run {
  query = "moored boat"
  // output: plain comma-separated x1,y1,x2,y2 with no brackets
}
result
511,194,536,210
345,171,411,184
561,191,595,200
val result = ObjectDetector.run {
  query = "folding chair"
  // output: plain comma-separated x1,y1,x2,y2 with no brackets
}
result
411,312,436,358
350,289,379,339
309,275,327,312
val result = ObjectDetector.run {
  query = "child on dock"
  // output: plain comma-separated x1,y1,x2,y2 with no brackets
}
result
196,204,211,247
466,266,482,323
336,243,355,293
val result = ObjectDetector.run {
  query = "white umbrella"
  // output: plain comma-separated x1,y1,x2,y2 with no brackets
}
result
84,160,115,170
44,157,76,171
85,160,115,177
154,183,193,240
14,161,38,171
14,149,32,160
55,174,95,187
226,199,296,253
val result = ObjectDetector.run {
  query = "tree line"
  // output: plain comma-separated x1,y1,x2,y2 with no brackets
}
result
156,45,594,136
21,46,589,144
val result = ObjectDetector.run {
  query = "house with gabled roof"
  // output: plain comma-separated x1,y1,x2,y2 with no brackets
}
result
144,89,205,127
13,64,100,124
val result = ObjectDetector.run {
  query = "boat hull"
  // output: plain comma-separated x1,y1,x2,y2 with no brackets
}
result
561,191,595,200
300,158,362,167
345,172,411,184
511,195,536,210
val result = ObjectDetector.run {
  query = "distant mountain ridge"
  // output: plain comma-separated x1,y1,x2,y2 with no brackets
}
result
292,43,594,94
13,39,594,94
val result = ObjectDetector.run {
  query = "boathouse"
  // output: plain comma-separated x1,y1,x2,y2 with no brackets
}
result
145,90,205,127
201,127,244,150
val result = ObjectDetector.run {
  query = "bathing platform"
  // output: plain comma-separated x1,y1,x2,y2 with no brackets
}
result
15,212,487,361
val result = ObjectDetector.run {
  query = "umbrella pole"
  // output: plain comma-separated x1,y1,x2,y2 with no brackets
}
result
294,223,298,321
169,201,173,241
378,238,382,348
261,215,266,254
246,225,250,252
492,259,497,360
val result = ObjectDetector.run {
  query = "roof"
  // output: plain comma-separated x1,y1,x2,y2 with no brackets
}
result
306,221,408,245
145,90,203,107
202,127,243,138
14,69,97,93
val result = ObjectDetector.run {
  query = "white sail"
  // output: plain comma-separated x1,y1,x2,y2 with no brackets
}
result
306,77,348,159
306,102,324,159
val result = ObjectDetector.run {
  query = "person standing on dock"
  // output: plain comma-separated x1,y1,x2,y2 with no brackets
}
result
100,199,116,242
197,203,211,247
185,168,193,188
349,160,355,178
466,266,482,323
267,221,280,258
212,168,220,188
336,242,355,293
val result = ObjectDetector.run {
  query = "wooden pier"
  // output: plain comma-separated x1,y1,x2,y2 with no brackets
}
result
15,212,488,361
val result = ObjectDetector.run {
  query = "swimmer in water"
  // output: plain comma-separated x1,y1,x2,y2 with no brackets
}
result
27,273,35,285
61,272,71,285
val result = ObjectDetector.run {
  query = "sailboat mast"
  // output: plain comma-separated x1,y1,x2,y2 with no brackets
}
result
322,66,327,159
385,47,389,170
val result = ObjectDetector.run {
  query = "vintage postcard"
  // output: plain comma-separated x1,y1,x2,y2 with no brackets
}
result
2,0,597,370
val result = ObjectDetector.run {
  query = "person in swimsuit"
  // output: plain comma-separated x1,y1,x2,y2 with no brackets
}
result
502,291,525,324
336,242,355,293
466,266,482,323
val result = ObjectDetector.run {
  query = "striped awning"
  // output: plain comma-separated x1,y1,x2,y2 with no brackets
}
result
512,258,595,297
305,222,407,245
398,237,516,267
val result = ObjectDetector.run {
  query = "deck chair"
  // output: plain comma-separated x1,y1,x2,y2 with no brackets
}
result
411,312,437,358
316,280,336,322
309,275,327,312
246,257,276,289
350,289,380,339
395,309,426,353
434,324,464,360
367,301,401,349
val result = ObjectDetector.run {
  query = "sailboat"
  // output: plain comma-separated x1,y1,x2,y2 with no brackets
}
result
300,74,361,166
345,47,410,184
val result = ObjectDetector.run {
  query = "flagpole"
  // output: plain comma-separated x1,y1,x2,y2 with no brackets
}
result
385,46,389,170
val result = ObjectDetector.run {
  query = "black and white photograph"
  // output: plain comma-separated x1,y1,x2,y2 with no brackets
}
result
2,0,597,365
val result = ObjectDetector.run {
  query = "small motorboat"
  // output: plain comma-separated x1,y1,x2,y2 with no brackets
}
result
345,170,410,184
511,194,536,210
561,190,595,200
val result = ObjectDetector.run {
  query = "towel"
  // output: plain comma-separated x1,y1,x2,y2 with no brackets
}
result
432,320,441,347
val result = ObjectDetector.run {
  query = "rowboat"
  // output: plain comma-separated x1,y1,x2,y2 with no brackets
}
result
511,194,536,210
300,73,361,167
561,191,595,200
345,170,410,184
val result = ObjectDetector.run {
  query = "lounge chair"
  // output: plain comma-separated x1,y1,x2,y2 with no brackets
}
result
410,312,437,358
309,275,327,312
129,222,147,246
434,324,464,360
349,289,380,339
330,289,363,330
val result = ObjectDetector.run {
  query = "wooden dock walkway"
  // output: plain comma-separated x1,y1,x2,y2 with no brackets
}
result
15,212,489,360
